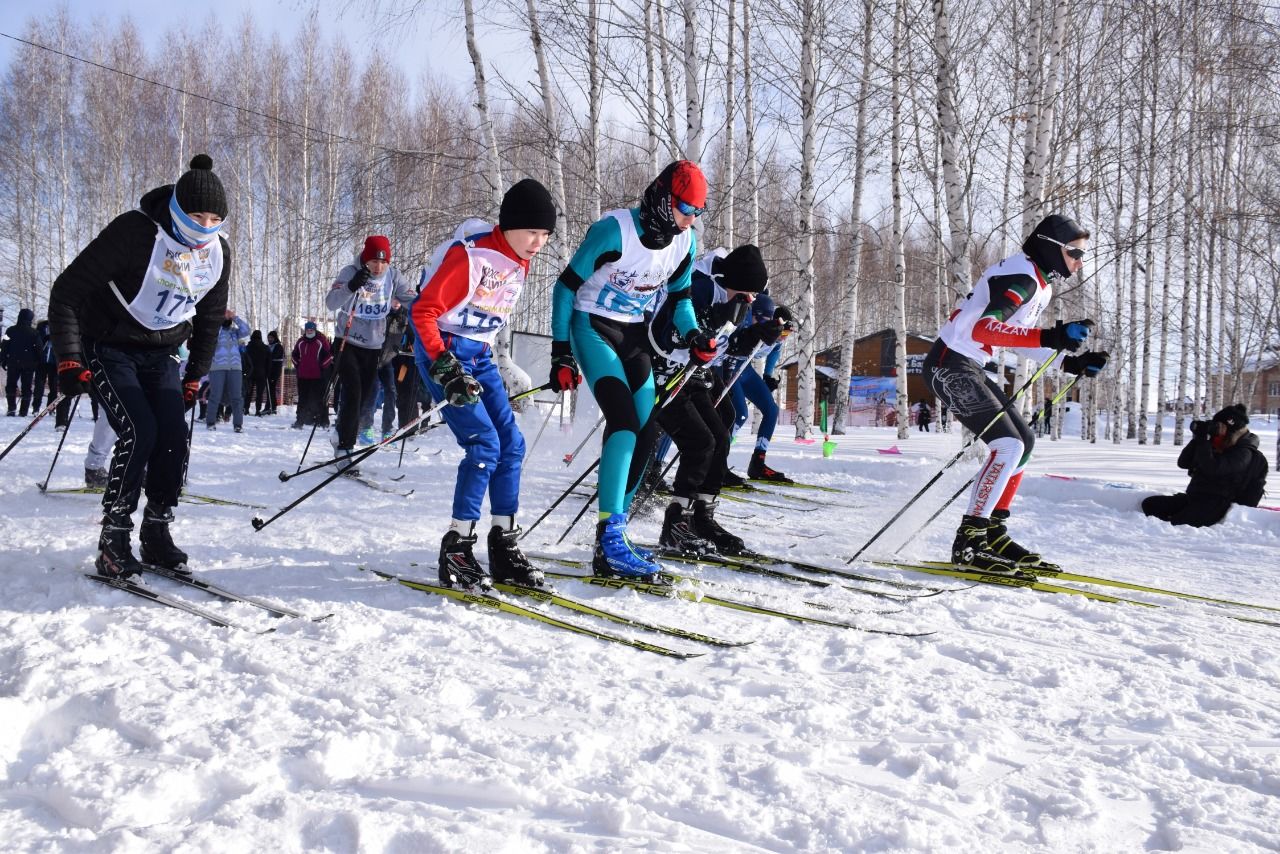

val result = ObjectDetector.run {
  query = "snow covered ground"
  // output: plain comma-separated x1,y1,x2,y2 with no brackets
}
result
1,405,1278,852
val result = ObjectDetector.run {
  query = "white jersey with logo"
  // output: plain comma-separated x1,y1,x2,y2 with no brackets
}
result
937,254,1055,365
575,209,694,323
435,236,526,345
110,224,224,331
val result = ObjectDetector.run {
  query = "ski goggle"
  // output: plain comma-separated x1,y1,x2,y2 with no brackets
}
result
673,197,705,217
1037,234,1086,260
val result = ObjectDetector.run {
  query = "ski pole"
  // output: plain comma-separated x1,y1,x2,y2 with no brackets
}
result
282,384,548,482
845,351,1063,564
0,394,67,465
296,292,359,472
37,396,79,491
557,486,598,544
890,374,1083,554
521,393,558,474
520,456,600,540
564,414,605,465
713,342,765,407
254,398,449,531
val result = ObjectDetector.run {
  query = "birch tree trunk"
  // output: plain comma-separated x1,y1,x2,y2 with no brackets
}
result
588,0,604,220
792,0,821,440
465,0,528,393
831,0,874,435
722,0,736,244
683,0,703,162
644,0,660,173
656,0,680,160
742,0,759,245
932,0,971,294
526,0,570,267
891,0,910,440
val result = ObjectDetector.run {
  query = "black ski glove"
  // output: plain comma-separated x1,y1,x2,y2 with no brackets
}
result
548,340,581,392
1040,318,1093,352
764,374,780,392
685,329,718,364
708,294,751,329
347,265,372,293
1061,350,1109,377
58,359,92,398
429,351,482,406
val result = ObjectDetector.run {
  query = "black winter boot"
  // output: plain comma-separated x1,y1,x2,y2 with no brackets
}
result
439,526,491,590
487,525,546,588
95,523,146,579
659,501,712,555
747,450,793,483
950,515,1022,575
691,498,746,555
987,509,1058,570
84,467,109,488
139,506,191,574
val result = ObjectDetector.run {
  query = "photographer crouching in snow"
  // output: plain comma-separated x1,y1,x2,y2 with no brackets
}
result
1141,404,1268,527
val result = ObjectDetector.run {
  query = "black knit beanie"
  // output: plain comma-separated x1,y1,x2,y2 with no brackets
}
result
1212,403,1249,431
1022,214,1089,279
175,154,228,219
499,178,557,232
716,244,769,293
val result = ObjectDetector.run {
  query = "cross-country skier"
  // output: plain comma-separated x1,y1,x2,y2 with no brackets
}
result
648,245,771,556
325,236,418,473
922,214,1109,573
48,154,232,578
412,178,556,589
547,161,711,579
720,293,794,483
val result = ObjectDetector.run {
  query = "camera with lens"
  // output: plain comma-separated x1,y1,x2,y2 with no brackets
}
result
1189,419,1211,437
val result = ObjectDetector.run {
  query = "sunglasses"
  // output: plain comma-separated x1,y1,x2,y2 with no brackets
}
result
1037,234,1086,260
673,198,705,217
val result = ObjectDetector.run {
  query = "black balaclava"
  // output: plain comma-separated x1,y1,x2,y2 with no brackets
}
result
1022,214,1089,280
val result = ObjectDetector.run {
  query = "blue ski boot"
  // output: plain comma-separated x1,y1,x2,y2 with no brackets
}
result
592,514,661,580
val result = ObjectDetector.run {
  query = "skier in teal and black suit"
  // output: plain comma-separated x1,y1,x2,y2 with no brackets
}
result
547,161,715,579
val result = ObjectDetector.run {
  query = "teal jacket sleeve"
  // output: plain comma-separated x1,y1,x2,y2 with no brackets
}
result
667,232,698,338
551,217,623,342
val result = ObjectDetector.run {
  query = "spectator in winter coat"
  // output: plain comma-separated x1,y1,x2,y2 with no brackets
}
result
2,307,40,416
1142,404,1269,527
291,321,332,428
245,329,272,415
267,330,285,414
207,311,250,431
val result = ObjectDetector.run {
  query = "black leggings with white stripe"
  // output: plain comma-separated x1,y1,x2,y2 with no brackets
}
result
87,341,188,526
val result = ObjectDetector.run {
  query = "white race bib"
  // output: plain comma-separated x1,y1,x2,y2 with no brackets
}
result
112,226,223,331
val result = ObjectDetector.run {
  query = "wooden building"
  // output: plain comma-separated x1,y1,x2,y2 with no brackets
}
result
780,329,936,425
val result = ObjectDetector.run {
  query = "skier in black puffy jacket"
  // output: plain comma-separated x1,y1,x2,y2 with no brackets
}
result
48,154,232,579
1142,404,1268,527
2,308,40,416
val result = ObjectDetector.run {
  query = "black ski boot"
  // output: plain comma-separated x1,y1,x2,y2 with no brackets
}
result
95,523,146,580
439,527,491,590
721,469,746,489
987,509,1058,570
951,515,1023,575
691,498,747,556
139,506,191,575
487,525,546,588
659,501,712,556
84,467,109,488
747,450,793,483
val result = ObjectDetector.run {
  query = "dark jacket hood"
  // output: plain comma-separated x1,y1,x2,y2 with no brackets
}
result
139,184,181,243
17,308,34,325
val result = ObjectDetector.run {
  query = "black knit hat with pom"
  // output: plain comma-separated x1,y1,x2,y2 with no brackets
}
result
175,154,227,219
1212,403,1249,431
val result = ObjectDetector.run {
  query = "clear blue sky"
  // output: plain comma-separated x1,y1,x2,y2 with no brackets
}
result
0,0,533,104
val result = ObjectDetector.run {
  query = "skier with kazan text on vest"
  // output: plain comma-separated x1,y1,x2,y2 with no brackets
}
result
48,154,232,579
412,178,556,590
922,214,1109,573
325,235,417,474
548,160,712,580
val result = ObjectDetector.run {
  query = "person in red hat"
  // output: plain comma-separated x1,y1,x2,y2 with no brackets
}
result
547,160,715,580
323,235,417,472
